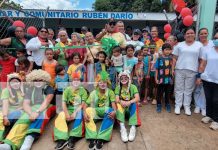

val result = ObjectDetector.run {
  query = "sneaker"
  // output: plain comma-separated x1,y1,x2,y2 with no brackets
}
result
201,116,212,124
174,106,180,115
55,140,68,150
201,109,206,116
95,140,103,150
166,104,171,113
67,137,75,150
184,107,191,116
147,97,151,101
209,122,218,130
138,102,142,107
194,107,200,114
88,140,95,150
152,99,157,105
120,128,128,142
142,99,148,105
128,126,136,142
156,104,162,113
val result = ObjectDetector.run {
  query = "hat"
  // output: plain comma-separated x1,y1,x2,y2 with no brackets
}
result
71,72,81,80
81,26,88,31
133,29,141,35
213,39,218,47
7,73,22,82
142,28,148,32
26,69,51,83
118,70,131,91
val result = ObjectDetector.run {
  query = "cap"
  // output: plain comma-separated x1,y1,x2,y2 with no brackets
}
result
142,28,148,32
133,29,141,35
149,45,156,49
81,26,88,31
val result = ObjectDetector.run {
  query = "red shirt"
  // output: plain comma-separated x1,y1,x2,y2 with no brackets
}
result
67,46,87,66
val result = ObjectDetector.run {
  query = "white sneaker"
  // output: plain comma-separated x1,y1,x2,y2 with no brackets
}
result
0,143,11,150
184,107,191,116
174,106,180,115
128,126,136,142
209,122,218,130
20,135,34,150
120,128,128,143
201,109,206,116
201,116,212,124
194,107,200,114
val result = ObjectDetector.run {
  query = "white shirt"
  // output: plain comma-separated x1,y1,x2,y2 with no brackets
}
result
126,40,144,51
111,54,123,66
15,56,33,66
26,37,53,66
173,41,203,72
201,48,218,84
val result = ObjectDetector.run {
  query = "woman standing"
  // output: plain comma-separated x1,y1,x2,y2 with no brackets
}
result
194,28,214,116
197,40,218,130
26,27,53,69
173,28,203,116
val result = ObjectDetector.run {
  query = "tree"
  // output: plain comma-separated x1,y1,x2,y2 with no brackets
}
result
0,0,23,9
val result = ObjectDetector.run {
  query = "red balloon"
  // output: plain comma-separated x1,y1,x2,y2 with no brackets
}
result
164,33,171,40
27,26,38,36
12,20,25,28
183,15,194,27
172,0,186,13
164,24,172,33
180,7,192,18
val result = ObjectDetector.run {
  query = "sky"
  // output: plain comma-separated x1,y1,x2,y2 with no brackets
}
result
11,0,95,10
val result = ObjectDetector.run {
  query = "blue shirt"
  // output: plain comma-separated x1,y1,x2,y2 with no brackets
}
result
55,74,69,92
123,55,138,72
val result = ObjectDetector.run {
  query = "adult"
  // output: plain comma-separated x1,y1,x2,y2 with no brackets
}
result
85,32,102,82
81,26,88,36
83,71,117,150
96,19,126,49
0,26,29,57
116,21,131,41
150,26,164,53
26,27,53,69
213,31,218,39
197,40,218,130
172,27,203,116
55,27,71,43
141,28,151,45
48,28,56,46
115,70,141,142
194,28,214,116
126,29,144,52
66,32,87,66
0,70,56,150
125,26,133,39
54,30,71,69
166,35,178,48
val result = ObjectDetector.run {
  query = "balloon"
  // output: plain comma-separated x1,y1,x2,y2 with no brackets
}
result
7,26,16,37
183,15,194,27
180,8,192,18
13,20,25,28
164,33,171,40
164,24,172,33
172,0,186,13
27,26,38,36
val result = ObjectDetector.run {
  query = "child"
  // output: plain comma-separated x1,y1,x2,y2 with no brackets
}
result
111,46,123,73
55,65,69,112
123,44,138,74
155,43,173,113
16,56,30,74
67,52,86,81
106,57,117,90
42,48,58,87
0,49,16,89
132,50,144,106
149,44,159,105
15,48,33,74
94,51,107,76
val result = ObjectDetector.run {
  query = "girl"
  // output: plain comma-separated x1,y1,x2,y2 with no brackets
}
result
15,49,33,74
115,70,141,143
0,49,16,89
111,46,123,73
123,45,138,74
67,52,86,82
16,56,30,74
42,48,58,87
94,51,107,76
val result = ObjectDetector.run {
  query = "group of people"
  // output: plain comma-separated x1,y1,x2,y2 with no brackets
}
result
0,18,217,150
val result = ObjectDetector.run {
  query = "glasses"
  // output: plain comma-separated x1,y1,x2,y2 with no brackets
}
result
40,30,48,33
60,35,66,37
133,33,139,35
151,30,157,32
109,22,116,26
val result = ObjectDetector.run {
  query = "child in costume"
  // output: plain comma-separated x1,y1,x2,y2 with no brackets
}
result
0,73,24,143
67,52,86,82
53,72,88,150
115,70,141,143
155,43,173,113
83,71,117,150
0,70,56,150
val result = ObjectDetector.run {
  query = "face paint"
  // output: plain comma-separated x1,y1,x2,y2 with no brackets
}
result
120,75,129,85
72,80,81,87
98,81,107,90
9,79,21,90
34,80,45,88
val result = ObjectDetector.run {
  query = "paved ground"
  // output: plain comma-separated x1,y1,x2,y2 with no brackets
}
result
32,103,218,150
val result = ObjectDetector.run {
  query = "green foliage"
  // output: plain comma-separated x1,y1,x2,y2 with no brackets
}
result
0,0,23,9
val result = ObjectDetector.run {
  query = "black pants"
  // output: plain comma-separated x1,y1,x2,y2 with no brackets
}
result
157,84,171,105
33,62,42,70
203,80,218,122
